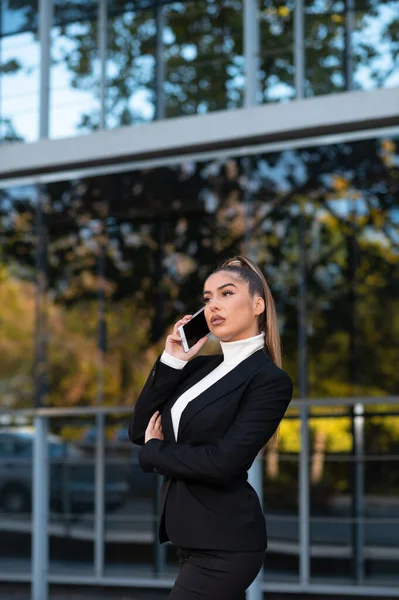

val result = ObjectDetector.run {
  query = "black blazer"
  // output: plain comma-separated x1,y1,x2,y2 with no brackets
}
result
128,348,293,551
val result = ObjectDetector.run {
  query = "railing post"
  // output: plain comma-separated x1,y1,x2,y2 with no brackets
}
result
155,0,165,120
294,0,305,99
298,202,310,586
153,474,166,574
95,412,105,578
244,0,260,108
352,402,365,582
98,0,108,129
32,416,49,600
247,455,263,600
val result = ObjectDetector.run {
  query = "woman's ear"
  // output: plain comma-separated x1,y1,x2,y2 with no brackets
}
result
254,296,265,316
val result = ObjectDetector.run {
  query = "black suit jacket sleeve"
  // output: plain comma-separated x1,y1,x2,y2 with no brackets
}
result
138,370,293,481
128,354,210,446
128,355,185,446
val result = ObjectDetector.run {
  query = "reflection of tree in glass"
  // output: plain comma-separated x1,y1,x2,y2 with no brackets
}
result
1,137,398,407
1,1,398,138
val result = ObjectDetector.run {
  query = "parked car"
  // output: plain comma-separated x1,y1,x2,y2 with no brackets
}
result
0,428,130,514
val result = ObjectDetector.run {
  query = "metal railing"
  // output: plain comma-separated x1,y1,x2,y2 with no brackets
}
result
1,396,399,599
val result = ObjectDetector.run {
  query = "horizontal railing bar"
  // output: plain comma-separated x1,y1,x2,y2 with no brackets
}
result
1,396,398,418
1,573,399,597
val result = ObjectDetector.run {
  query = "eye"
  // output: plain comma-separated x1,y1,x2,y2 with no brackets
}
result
222,290,234,297
203,297,210,303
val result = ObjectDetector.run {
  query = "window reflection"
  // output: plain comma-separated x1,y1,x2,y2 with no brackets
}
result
51,1,99,138
1,135,398,409
259,1,295,103
305,0,399,96
0,1,39,142
1,132,398,582
164,1,244,116
0,185,36,408
106,1,156,127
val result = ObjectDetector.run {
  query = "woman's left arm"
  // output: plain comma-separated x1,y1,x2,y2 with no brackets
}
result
138,370,293,482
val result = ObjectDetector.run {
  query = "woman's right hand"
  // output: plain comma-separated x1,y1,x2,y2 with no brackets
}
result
165,315,209,362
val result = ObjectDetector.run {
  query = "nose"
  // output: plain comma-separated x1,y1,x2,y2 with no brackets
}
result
208,300,220,312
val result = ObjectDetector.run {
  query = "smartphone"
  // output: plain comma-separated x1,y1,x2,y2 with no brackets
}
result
178,307,210,353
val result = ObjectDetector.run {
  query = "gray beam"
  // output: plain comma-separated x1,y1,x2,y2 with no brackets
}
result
31,416,49,600
345,0,355,92
244,0,260,107
2,87,397,182
298,204,310,585
294,0,305,99
39,0,52,139
98,0,108,129
155,0,165,120
95,413,105,577
247,457,264,600
1,395,398,419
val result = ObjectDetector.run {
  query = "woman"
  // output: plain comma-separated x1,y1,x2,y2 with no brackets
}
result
128,255,293,599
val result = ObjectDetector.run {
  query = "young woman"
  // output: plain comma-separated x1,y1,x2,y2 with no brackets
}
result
128,255,293,599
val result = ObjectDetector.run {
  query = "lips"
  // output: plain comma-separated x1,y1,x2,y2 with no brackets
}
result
211,316,226,325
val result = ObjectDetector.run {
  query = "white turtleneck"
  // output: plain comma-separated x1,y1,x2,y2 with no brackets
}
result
160,332,265,441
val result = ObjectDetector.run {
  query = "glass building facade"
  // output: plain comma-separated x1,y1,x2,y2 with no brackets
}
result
0,0,398,597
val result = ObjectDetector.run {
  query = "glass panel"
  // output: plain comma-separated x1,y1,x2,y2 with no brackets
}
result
0,185,36,409
48,417,96,575
106,1,156,128
0,426,33,576
0,2,39,142
264,408,300,581
259,0,295,103
0,184,35,574
353,2,399,91
305,1,399,97
305,0,346,97
309,411,353,581
364,411,399,583
164,0,244,117
2,130,397,587
302,136,399,398
104,414,157,577
50,1,99,138
45,179,100,407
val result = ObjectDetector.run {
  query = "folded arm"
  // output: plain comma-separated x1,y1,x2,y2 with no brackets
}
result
139,371,293,481
128,352,187,446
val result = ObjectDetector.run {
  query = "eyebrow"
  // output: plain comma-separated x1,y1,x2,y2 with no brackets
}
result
203,283,238,295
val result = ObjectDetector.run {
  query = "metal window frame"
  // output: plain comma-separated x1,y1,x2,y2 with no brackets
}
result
98,0,107,129
1,85,398,184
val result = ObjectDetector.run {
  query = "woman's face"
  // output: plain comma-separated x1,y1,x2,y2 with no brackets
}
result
203,271,265,342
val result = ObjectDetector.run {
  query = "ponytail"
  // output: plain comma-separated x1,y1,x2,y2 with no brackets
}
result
214,255,282,367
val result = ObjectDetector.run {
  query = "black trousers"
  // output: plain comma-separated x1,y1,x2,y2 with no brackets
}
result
168,546,265,599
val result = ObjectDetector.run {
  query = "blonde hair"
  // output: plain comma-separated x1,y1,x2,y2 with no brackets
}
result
214,255,282,368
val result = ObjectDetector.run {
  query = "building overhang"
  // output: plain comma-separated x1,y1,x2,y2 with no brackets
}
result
0,86,398,182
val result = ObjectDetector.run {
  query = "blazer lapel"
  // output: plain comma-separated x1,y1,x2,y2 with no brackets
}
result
162,354,223,441
177,348,270,441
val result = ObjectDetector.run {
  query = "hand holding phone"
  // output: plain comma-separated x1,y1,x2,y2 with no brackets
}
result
165,310,210,361
178,307,210,353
